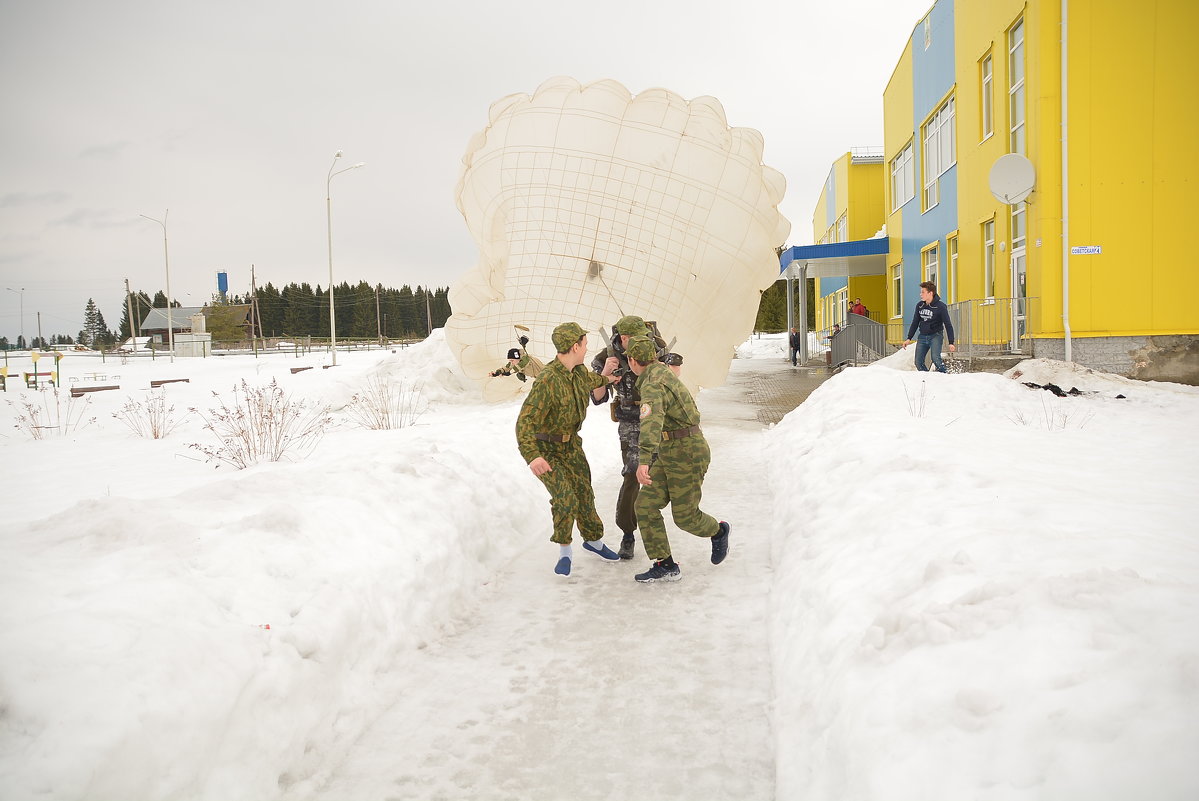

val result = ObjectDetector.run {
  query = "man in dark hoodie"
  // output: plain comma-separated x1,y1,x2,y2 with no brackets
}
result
902,281,956,372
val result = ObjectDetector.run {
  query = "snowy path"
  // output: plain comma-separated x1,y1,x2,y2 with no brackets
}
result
305,364,777,800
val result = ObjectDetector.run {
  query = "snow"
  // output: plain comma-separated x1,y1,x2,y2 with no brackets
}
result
1,333,1196,800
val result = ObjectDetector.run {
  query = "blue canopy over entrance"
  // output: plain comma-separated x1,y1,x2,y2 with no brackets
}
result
777,237,889,363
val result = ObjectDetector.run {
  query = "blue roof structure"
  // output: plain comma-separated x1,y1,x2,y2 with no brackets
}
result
778,237,889,278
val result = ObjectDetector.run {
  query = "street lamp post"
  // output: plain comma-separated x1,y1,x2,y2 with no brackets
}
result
326,151,364,366
4,287,23,350
139,211,174,363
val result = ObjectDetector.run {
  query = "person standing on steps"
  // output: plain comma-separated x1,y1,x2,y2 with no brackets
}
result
516,321,622,576
624,334,729,583
901,281,956,373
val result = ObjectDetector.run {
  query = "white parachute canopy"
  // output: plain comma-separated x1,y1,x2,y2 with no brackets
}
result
447,77,791,395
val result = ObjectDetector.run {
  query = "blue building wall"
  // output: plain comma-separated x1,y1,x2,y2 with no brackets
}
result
901,0,958,316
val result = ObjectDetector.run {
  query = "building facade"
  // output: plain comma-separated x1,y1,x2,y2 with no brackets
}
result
872,0,1198,380
811,149,887,331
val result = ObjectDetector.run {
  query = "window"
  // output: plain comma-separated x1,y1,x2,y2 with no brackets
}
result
947,235,959,302
891,263,903,318
923,244,939,287
890,143,914,210
983,219,996,298
923,96,956,210
981,55,994,139
1011,201,1027,251
836,214,847,243
1009,19,1025,154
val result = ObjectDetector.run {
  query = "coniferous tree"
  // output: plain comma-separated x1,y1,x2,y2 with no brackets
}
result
256,283,283,337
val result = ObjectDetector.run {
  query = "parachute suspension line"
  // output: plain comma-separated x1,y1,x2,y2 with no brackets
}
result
583,216,625,318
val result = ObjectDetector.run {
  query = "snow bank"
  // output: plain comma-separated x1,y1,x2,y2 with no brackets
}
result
0,335,545,799
765,361,1199,800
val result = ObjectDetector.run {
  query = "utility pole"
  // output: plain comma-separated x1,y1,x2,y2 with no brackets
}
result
250,264,260,358
36,311,42,350
425,288,432,336
125,279,135,348
375,285,382,346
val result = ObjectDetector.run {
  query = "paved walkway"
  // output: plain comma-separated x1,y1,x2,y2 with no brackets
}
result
732,359,833,425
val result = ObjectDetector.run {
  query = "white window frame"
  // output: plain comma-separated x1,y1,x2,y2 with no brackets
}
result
1011,201,1027,251
836,214,847,243
891,263,903,318
981,54,994,140
923,244,939,286
890,143,914,211
947,235,959,303
922,96,955,211
1009,19,1025,154
983,219,996,299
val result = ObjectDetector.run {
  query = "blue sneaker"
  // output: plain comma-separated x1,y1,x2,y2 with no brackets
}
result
582,540,620,561
711,521,730,565
554,556,572,576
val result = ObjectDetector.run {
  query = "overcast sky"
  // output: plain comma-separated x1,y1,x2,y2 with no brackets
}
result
0,0,931,343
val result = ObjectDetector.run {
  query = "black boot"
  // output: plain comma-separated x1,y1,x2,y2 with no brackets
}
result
618,532,636,560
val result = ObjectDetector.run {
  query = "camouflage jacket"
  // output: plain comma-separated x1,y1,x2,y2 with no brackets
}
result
516,358,609,463
590,335,668,423
634,361,702,466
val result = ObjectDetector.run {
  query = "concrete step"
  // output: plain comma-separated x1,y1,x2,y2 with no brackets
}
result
965,354,1026,374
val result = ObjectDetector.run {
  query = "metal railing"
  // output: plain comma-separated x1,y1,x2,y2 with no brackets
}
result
829,313,897,367
946,297,1039,357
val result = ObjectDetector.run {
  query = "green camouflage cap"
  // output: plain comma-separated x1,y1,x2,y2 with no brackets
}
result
551,321,587,353
614,315,649,336
625,334,657,363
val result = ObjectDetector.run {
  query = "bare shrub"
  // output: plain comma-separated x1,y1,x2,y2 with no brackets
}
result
345,376,426,430
188,379,332,469
1008,395,1095,431
112,390,187,439
6,389,96,440
903,380,929,418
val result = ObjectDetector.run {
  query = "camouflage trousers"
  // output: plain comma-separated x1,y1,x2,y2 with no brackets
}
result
615,422,641,536
536,439,605,545
634,434,719,561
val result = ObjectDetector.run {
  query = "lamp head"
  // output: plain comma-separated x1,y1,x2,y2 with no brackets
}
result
334,150,343,158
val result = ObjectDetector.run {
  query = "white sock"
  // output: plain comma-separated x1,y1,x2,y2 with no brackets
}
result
559,544,572,559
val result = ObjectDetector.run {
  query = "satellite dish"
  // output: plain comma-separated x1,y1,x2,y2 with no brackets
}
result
989,153,1036,204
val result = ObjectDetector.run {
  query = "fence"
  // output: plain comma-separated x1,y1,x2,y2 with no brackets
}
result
946,297,1039,358
829,313,896,367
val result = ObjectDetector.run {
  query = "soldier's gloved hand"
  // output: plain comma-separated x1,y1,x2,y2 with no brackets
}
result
518,373,527,382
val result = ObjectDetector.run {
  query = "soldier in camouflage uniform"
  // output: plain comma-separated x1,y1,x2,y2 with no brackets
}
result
516,321,622,576
625,334,730,583
589,315,672,560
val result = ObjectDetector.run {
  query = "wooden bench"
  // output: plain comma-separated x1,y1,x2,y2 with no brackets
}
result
22,371,55,389
149,378,190,388
70,384,120,398
290,366,313,374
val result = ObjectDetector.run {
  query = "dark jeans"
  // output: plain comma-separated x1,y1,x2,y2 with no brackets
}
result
914,332,946,373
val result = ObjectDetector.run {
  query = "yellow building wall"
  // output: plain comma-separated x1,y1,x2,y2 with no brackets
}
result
953,1,1025,310
1067,0,1199,336
883,39,914,325
954,0,1199,339
847,160,887,315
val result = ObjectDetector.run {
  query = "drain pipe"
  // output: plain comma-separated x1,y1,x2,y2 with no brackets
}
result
1061,0,1073,362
